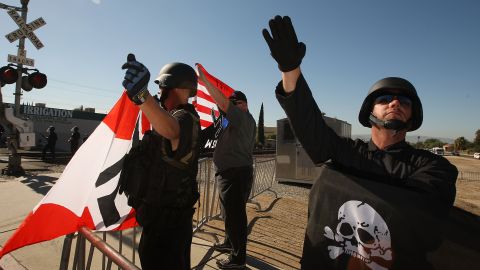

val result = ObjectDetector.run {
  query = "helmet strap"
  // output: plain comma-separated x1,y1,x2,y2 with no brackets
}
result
159,89,171,109
369,113,409,134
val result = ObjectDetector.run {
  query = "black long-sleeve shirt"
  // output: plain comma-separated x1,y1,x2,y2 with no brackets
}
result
275,74,457,209
276,75,458,269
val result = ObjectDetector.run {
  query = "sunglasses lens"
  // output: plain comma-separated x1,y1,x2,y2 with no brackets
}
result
397,96,412,106
375,95,412,106
375,95,393,104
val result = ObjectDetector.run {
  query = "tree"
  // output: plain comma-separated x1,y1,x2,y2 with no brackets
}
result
423,138,445,149
474,129,480,146
413,141,425,149
257,103,265,147
454,136,468,150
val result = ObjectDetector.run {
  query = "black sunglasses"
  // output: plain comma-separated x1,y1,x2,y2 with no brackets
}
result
374,94,412,107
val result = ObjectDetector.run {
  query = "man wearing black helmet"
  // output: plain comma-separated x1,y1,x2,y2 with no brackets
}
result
263,16,457,269
198,68,256,269
121,54,200,270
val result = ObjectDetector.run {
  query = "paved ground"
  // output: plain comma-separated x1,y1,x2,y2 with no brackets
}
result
0,151,479,269
0,150,295,270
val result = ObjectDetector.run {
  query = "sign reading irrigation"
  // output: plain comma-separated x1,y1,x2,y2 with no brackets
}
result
22,105,73,118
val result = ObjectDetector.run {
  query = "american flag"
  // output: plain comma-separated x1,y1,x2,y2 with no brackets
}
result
193,63,234,130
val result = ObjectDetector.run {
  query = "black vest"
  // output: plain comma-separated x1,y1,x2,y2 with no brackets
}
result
118,105,200,222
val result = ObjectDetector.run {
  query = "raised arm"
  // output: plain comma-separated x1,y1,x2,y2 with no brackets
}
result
121,54,180,144
197,66,230,112
262,15,305,92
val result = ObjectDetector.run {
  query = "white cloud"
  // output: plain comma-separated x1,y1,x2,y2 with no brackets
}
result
91,0,101,4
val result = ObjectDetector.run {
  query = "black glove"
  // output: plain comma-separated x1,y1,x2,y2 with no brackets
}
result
121,53,150,105
262,15,306,72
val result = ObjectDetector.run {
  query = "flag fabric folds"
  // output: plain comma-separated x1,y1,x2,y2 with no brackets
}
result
301,164,463,270
0,63,234,258
0,92,145,259
194,63,234,130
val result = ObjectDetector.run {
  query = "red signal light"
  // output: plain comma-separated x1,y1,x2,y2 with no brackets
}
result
28,72,47,89
0,66,19,84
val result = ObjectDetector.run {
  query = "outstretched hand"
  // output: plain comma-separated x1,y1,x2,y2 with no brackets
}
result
196,64,208,84
195,64,229,112
121,53,150,105
262,16,306,72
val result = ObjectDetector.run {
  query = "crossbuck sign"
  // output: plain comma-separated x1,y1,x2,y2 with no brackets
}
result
4,9,46,49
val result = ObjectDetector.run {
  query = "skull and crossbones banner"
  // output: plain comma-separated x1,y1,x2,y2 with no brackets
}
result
301,164,447,270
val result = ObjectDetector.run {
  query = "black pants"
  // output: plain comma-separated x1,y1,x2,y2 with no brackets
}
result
70,142,79,155
42,144,55,159
217,166,254,263
138,207,194,270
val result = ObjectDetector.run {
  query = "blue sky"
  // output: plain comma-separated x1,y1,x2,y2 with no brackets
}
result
1,0,479,141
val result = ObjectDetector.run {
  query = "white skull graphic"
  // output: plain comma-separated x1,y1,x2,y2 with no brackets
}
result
323,200,392,270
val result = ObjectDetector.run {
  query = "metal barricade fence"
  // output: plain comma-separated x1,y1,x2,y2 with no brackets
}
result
248,158,278,210
457,171,480,181
193,158,221,232
59,157,277,269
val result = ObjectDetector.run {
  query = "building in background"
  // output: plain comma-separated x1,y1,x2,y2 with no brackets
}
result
2,103,105,152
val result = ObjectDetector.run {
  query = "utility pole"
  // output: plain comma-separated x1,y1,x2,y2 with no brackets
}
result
14,0,30,116
1,0,45,176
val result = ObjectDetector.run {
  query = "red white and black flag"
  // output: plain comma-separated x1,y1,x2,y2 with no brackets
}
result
0,93,146,258
0,64,235,258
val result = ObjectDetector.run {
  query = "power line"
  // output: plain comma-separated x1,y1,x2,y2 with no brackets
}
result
49,78,117,93
42,85,117,99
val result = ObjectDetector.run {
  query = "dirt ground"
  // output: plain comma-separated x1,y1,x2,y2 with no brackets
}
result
445,156,480,216
195,156,480,269
5,152,477,269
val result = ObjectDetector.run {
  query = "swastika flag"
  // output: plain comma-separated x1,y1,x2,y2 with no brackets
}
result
0,92,148,258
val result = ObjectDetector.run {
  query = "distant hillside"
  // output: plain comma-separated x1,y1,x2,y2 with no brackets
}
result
352,135,454,144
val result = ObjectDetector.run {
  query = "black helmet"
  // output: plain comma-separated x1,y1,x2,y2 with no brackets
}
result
71,126,79,132
358,77,423,131
47,126,55,132
154,62,197,97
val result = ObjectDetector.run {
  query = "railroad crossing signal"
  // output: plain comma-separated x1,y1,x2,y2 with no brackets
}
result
0,64,47,90
8,53,34,67
0,65,18,85
4,9,46,49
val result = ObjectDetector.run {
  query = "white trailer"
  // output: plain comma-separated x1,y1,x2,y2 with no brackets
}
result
275,117,351,184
